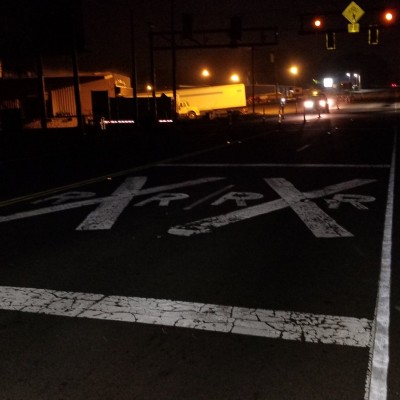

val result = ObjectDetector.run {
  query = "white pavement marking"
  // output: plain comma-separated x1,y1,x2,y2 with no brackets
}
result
0,177,226,226
365,133,396,400
31,191,96,205
0,197,107,223
184,184,235,210
0,285,372,347
326,194,376,210
211,192,264,207
77,176,147,230
266,178,352,238
169,179,376,237
157,163,390,168
134,193,189,207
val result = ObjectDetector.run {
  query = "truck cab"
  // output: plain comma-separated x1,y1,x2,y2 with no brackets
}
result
177,100,200,119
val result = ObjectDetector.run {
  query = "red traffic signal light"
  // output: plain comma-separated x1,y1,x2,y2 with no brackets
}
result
382,10,396,23
385,12,393,21
313,18,322,28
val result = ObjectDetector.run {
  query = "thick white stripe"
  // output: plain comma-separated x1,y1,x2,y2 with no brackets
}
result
0,285,371,347
266,178,352,238
366,133,396,400
77,176,148,230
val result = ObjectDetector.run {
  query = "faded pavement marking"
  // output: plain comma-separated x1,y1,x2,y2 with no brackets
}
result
169,178,376,237
0,285,371,347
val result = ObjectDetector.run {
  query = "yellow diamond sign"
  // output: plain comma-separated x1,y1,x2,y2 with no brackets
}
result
342,1,365,23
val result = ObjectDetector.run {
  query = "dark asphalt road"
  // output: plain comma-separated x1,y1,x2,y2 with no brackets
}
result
0,103,399,400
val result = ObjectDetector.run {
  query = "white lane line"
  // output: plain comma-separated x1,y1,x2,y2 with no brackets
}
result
157,163,390,168
169,179,376,236
365,132,396,400
0,285,372,347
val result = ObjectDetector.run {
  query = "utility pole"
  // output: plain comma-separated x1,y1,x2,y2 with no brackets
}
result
37,52,47,130
171,0,177,119
251,47,255,114
130,10,138,122
149,26,157,121
71,15,84,134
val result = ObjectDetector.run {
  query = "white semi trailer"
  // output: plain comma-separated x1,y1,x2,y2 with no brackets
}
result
138,83,247,119
177,83,247,117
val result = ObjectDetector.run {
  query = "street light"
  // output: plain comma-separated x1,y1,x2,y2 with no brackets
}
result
289,66,298,76
230,73,240,82
201,69,210,78
289,66,298,86
354,73,361,89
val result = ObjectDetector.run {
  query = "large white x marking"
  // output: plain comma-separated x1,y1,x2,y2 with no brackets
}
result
168,178,376,238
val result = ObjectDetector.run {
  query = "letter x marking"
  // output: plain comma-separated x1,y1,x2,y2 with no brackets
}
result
168,178,376,238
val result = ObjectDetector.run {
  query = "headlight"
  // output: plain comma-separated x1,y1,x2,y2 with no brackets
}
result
304,100,314,109
327,98,334,107
319,100,327,107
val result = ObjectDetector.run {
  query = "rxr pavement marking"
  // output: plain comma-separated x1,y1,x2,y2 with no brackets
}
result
0,176,376,238
169,178,376,237
0,285,371,348
0,177,225,227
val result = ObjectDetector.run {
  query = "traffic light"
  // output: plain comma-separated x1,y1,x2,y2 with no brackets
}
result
313,18,323,29
230,16,242,44
368,27,379,45
326,32,336,50
384,12,393,21
382,10,396,24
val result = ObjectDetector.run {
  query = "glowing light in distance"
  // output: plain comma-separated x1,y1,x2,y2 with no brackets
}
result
384,12,393,21
304,100,314,109
323,77,334,88
314,19,322,28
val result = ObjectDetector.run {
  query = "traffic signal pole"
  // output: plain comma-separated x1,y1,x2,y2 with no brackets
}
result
170,0,177,120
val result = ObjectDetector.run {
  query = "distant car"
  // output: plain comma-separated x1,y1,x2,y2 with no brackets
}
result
302,92,330,114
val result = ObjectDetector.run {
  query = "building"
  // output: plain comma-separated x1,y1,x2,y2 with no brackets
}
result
0,71,133,131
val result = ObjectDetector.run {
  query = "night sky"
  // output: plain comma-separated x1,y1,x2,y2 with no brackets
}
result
5,0,400,88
